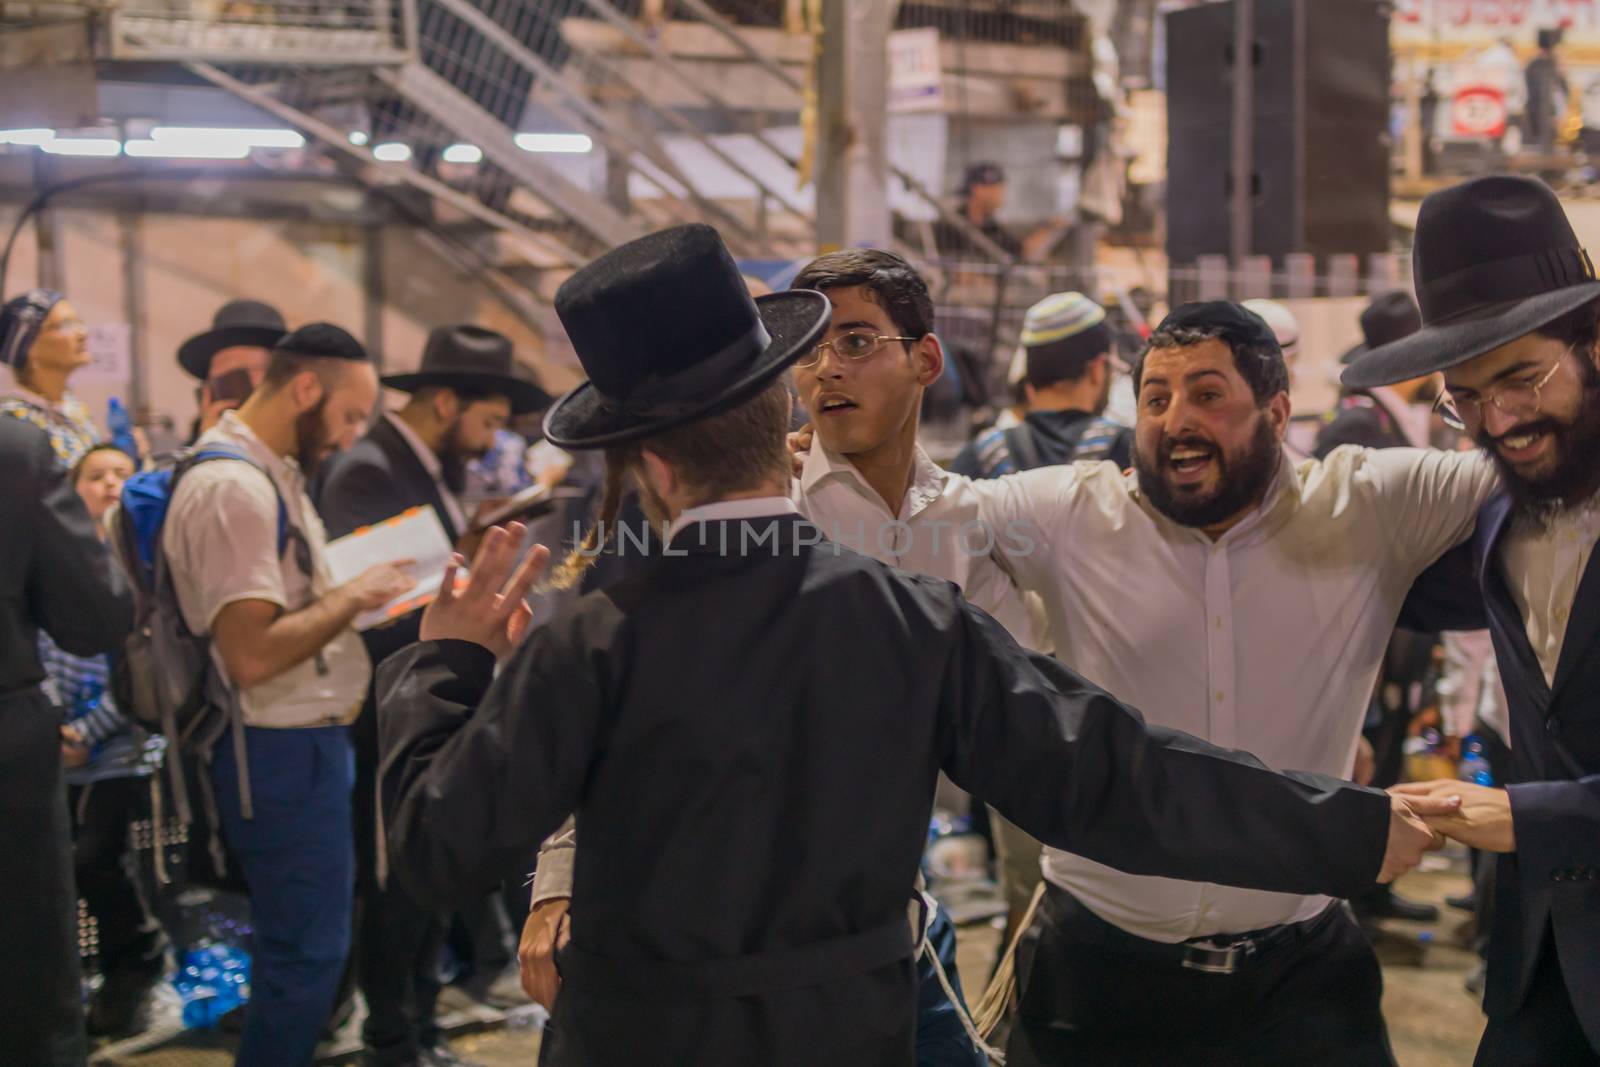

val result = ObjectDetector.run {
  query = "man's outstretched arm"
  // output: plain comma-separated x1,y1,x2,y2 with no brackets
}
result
934,592,1454,898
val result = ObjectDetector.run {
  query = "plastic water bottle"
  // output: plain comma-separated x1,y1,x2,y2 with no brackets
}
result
107,397,140,462
1457,734,1494,787
174,944,251,1029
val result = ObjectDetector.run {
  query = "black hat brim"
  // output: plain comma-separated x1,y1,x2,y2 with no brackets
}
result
1341,281,1600,387
178,325,290,380
380,370,551,415
544,289,829,450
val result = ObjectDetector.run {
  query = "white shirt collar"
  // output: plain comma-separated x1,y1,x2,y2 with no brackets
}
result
799,440,947,521
668,495,798,541
384,411,444,480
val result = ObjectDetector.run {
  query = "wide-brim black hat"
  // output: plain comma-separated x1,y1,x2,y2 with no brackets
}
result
178,299,288,380
1340,291,1424,365
382,324,550,415
1343,175,1600,388
544,224,830,449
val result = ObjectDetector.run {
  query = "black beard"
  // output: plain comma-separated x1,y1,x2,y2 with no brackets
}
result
1135,414,1280,530
1476,372,1600,524
293,399,330,476
439,419,489,495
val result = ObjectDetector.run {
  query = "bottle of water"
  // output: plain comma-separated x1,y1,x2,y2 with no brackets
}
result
174,944,251,1029
1457,734,1494,787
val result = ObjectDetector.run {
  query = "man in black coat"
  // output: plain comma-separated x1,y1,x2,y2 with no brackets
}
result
314,325,546,1067
1350,174,1600,1065
0,417,134,1064
376,225,1452,1067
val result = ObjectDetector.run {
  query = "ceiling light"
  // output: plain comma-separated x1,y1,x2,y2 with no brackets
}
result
514,132,592,154
40,137,123,157
442,143,483,164
372,142,412,162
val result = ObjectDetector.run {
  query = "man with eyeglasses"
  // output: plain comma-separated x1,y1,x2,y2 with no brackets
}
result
1344,174,1600,1066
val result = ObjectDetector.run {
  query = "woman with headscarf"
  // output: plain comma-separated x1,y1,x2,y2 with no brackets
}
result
0,288,100,467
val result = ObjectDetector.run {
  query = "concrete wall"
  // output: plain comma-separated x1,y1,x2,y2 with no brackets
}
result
1,207,574,446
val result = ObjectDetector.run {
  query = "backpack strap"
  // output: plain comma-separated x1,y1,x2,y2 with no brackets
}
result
1003,422,1047,472
183,448,292,559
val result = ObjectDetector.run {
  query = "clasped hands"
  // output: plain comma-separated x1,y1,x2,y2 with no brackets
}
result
1382,779,1516,883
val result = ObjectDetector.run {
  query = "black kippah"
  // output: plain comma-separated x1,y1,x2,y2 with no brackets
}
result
274,322,369,362
1152,301,1281,356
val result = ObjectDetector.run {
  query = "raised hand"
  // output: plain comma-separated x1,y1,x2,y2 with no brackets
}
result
419,524,551,659
1378,790,1461,883
1392,779,1516,853
786,422,814,478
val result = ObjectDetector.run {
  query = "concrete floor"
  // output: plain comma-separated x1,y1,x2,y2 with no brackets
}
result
100,857,1489,1067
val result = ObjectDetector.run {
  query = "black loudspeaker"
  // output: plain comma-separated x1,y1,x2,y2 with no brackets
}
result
1164,0,1391,262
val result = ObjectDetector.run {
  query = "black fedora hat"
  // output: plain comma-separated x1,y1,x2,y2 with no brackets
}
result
382,325,549,415
178,299,289,380
543,224,829,449
1343,175,1600,388
1340,291,1423,365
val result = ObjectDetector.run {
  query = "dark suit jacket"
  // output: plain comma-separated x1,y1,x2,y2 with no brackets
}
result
0,417,132,697
377,515,1391,1066
312,414,463,815
1471,492,1600,1046
314,415,462,665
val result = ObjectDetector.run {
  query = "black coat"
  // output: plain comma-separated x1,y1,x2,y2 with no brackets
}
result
0,416,132,695
313,416,464,882
1470,492,1600,1049
377,515,1391,1066
314,415,463,664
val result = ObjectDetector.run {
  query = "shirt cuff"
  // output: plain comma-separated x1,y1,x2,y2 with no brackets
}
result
530,819,577,905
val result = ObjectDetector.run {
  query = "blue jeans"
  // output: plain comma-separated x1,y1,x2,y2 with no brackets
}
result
211,725,355,1067
916,903,987,1067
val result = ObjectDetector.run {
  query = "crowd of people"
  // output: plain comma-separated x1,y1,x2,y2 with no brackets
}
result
1,170,1597,1067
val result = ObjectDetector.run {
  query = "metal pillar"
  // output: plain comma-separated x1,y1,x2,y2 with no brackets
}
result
1229,0,1255,267
815,0,892,252
119,208,147,412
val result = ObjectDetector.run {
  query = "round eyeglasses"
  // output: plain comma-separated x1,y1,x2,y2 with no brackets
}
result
1434,355,1568,432
795,330,919,369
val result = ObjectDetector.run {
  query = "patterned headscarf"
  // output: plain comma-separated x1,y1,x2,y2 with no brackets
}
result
0,288,65,372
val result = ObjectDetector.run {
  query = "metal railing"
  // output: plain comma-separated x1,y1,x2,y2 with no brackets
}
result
109,0,412,63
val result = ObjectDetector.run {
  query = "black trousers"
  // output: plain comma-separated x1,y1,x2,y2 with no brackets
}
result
68,776,167,980
0,692,87,1065
1476,927,1600,1066
351,704,444,1066
1005,885,1395,1067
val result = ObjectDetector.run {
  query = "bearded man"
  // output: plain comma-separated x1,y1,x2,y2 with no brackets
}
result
964,301,1499,1065
313,323,548,1067
1348,174,1600,1067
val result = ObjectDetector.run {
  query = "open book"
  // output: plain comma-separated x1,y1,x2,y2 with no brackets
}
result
324,505,454,631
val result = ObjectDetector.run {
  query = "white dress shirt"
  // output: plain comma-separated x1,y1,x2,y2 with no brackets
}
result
967,445,1497,941
1500,499,1600,688
384,411,470,535
798,441,1048,652
667,495,798,540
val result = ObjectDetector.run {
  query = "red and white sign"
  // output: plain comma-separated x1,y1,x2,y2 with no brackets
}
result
1452,84,1510,136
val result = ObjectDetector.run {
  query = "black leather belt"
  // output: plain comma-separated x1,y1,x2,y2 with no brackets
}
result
1043,883,1342,976
1178,905,1341,974
558,914,914,1000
